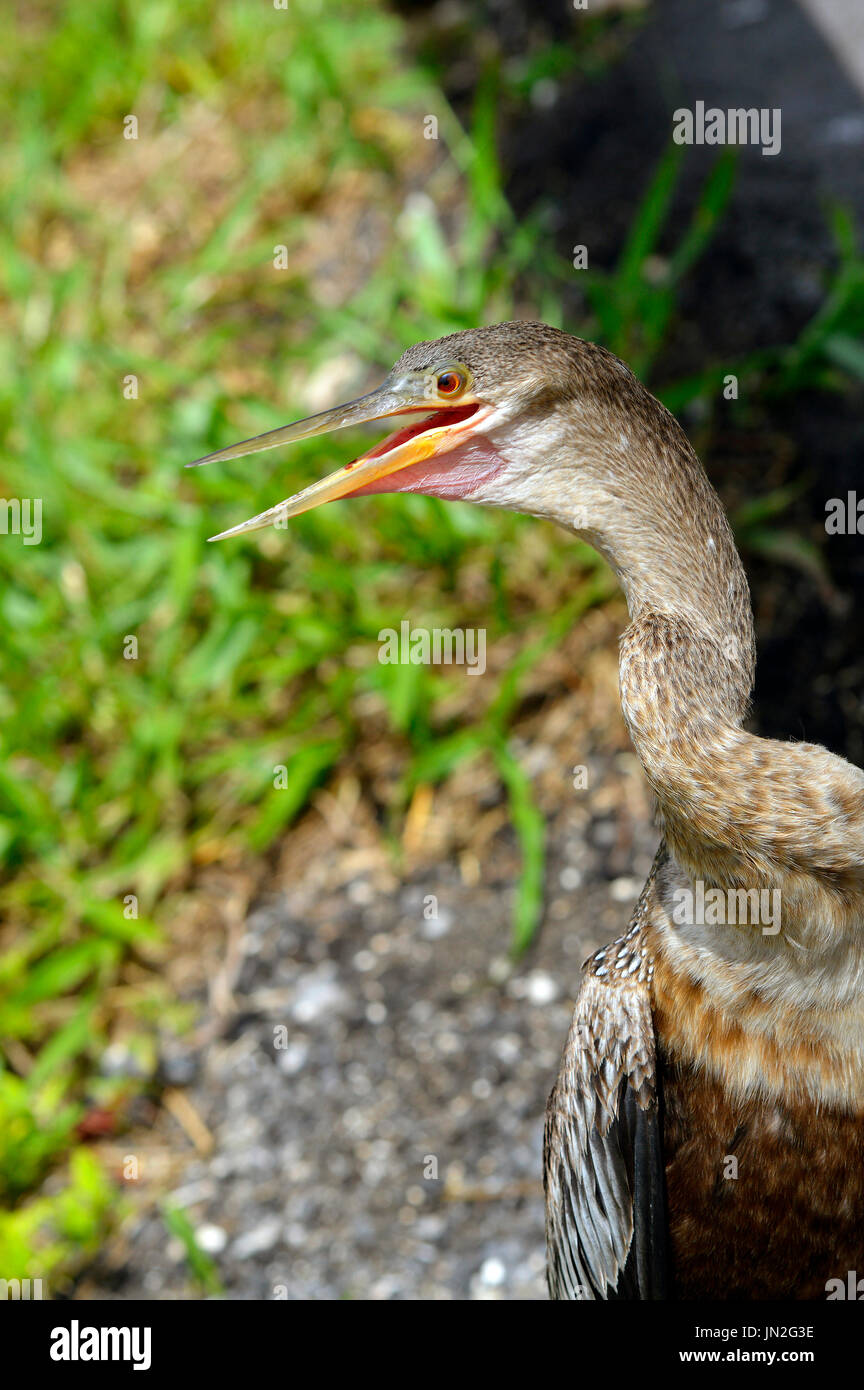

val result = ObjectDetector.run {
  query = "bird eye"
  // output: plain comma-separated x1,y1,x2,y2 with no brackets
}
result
436,369,465,397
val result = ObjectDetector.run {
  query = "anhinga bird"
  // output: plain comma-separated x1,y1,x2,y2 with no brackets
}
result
191,322,864,1300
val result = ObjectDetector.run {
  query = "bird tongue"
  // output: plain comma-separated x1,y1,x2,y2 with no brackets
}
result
351,433,506,500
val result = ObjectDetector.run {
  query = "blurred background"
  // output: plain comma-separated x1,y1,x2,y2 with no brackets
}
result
0,0,862,1299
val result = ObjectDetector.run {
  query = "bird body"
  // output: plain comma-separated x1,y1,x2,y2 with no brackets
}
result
192,322,864,1300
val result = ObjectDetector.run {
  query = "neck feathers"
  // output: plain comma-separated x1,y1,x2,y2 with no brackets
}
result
532,362,864,940
552,363,864,1100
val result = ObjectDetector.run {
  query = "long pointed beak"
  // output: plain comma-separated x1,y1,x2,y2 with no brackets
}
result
188,384,417,471
188,379,489,541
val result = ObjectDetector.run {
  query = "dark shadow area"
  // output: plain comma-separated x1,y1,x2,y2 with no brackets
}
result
400,0,864,763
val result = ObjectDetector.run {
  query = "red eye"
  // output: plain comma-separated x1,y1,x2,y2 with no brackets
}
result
437,370,463,396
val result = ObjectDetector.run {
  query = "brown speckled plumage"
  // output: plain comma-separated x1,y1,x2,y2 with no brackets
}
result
402,325,864,1300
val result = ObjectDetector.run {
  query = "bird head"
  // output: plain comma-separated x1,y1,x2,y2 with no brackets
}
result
189,322,647,541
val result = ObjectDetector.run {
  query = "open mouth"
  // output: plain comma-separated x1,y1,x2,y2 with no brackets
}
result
356,403,483,464
200,399,497,541
348,403,505,502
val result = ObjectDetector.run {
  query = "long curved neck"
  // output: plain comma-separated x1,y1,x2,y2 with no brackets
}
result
604,462,761,885
584,450,755,690
493,370,757,716
482,375,861,922
517,376,864,1100
536,401,856,909
574,424,861,944
559,406,760,878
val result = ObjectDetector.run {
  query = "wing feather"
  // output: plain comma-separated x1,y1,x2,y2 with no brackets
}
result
544,965,668,1300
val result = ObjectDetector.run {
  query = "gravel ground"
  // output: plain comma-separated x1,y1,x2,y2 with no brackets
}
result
85,746,658,1301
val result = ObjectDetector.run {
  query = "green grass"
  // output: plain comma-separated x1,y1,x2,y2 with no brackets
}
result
162,1202,224,1296
0,0,575,1290
0,0,862,1292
